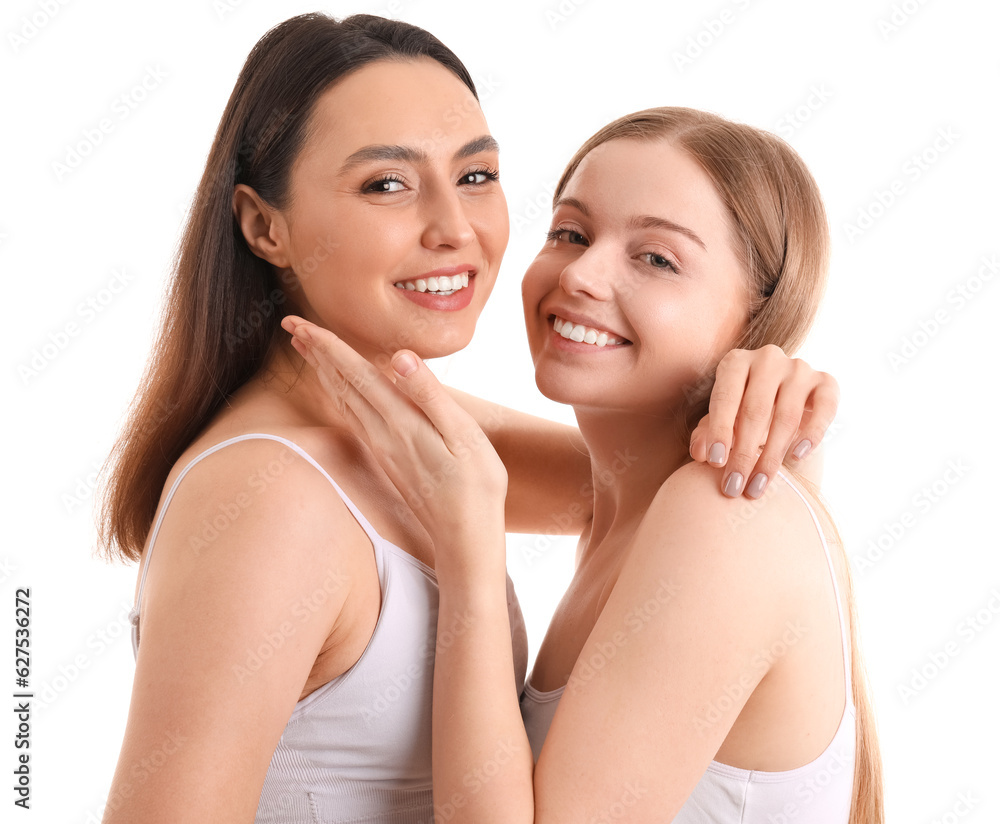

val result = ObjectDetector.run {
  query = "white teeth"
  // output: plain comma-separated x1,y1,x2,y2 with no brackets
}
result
393,272,472,293
552,315,625,347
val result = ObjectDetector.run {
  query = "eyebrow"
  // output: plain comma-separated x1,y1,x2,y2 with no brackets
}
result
338,135,500,175
554,196,707,251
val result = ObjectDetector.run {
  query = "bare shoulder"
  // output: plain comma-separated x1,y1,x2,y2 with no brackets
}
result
154,431,359,552
633,461,832,599
137,430,370,619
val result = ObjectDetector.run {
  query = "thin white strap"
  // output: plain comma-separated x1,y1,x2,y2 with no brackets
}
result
775,470,852,694
129,433,383,653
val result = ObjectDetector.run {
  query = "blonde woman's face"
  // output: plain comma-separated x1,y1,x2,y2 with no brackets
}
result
278,58,509,363
521,138,749,414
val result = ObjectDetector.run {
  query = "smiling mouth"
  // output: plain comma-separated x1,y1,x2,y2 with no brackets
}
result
393,272,471,296
552,315,631,347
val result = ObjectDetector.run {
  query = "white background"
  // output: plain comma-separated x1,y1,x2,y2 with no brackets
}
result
3,0,998,821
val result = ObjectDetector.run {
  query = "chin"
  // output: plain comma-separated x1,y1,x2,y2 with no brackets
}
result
532,366,586,407
407,325,475,360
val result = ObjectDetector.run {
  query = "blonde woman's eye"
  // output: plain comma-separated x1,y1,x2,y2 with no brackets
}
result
546,229,588,246
643,252,677,271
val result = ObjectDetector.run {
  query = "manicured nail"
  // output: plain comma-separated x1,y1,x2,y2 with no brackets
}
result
723,471,744,497
393,352,418,377
746,473,768,499
709,442,726,466
792,439,812,460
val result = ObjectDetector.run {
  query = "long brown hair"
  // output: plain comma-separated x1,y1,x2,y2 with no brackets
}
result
97,13,478,563
554,108,883,823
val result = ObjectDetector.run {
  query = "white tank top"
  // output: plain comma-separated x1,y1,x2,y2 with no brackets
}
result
520,470,856,822
129,433,526,823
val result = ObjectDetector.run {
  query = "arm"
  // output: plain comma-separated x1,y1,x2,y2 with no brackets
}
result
445,386,591,535
104,440,356,824
283,319,537,818
453,344,839,527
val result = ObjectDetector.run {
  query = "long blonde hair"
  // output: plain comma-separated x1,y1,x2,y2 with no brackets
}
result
554,107,883,824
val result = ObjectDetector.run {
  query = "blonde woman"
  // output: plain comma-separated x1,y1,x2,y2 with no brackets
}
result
287,108,882,822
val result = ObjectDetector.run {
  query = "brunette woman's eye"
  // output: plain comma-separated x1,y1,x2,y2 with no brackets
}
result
546,229,588,246
363,176,406,193
459,168,499,185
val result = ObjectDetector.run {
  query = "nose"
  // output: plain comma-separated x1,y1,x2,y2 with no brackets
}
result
557,244,615,301
421,184,476,250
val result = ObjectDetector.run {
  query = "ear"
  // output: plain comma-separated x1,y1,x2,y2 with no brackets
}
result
232,184,291,267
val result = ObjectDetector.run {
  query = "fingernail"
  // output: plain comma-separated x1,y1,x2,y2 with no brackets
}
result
746,473,768,499
393,352,418,377
723,472,744,497
709,442,726,466
792,439,812,460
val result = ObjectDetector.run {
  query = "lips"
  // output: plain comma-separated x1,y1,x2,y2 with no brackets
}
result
392,266,478,312
394,271,470,295
546,307,632,348
393,264,477,296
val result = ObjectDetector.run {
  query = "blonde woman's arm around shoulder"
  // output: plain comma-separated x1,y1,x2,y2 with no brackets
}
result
103,439,361,824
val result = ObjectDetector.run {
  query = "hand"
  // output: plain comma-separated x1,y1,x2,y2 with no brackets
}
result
688,345,839,499
281,316,508,561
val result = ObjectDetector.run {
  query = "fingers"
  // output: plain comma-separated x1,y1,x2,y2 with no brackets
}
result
713,351,840,500
783,372,840,466
728,370,813,500
701,349,752,469
282,316,480,460
689,416,710,463
390,351,487,458
282,315,398,445
718,347,793,498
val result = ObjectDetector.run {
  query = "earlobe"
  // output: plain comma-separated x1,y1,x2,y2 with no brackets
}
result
232,183,291,267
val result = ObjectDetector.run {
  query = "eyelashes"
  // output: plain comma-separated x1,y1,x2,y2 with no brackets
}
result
546,228,587,245
546,227,680,273
363,174,406,194
361,166,500,194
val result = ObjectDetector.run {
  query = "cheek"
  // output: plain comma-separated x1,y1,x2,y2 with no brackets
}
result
472,195,510,262
520,258,550,317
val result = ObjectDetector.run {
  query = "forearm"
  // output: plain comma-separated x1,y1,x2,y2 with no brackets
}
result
445,386,591,534
432,540,535,824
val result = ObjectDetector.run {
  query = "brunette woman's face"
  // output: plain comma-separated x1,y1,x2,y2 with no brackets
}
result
521,138,749,415
276,58,508,362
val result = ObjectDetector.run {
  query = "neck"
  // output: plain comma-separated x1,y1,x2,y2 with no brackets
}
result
574,404,692,554
251,334,397,432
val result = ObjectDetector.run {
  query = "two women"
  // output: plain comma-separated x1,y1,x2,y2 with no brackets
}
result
286,111,883,820
99,13,850,823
